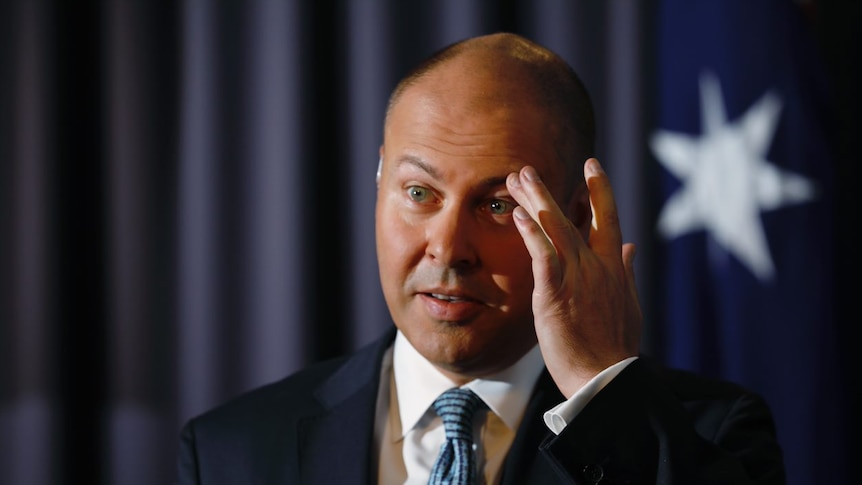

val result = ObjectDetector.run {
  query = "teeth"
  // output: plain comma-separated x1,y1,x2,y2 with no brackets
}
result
430,293,464,302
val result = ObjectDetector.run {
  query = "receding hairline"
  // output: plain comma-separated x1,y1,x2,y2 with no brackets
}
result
386,33,559,119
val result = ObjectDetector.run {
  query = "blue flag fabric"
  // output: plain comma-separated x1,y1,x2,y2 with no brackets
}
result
649,2,845,484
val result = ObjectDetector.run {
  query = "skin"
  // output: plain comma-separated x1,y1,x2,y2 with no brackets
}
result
376,34,641,397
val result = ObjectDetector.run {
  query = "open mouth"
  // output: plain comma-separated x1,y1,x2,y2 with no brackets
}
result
419,292,483,322
428,293,470,302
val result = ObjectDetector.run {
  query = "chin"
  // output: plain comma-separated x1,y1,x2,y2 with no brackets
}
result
421,329,479,359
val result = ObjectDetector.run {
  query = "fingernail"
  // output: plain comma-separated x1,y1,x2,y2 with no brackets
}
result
507,172,520,187
586,158,604,176
523,166,539,182
513,206,530,220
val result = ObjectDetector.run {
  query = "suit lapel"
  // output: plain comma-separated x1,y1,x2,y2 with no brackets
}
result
293,331,564,484
297,329,396,485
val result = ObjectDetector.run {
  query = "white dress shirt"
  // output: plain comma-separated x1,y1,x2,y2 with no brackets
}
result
374,331,637,484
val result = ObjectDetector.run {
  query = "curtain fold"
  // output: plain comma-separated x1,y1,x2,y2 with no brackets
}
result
3,2,55,483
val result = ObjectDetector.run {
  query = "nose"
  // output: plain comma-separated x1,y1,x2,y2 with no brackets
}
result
425,205,478,269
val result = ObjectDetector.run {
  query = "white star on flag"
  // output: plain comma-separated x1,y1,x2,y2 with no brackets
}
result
650,72,818,282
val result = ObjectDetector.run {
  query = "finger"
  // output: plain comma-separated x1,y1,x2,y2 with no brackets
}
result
505,170,538,222
512,205,562,290
508,166,579,254
507,170,565,288
584,158,623,259
622,242,644,333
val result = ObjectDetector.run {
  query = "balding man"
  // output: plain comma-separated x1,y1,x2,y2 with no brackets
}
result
177,33,786,485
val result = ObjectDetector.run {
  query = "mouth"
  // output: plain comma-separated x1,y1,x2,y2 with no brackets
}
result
418,290,483,322
421,287,482,303
427,293,473,303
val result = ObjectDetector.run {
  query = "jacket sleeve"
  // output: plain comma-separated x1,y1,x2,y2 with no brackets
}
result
539,358,786,484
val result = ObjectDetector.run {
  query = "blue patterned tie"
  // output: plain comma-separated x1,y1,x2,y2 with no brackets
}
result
428,388,486,485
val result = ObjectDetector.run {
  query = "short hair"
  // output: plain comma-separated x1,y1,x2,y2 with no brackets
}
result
384,33,596,193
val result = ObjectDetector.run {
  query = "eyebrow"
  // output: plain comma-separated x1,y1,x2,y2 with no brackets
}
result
395,156,511,191
397,156,440,179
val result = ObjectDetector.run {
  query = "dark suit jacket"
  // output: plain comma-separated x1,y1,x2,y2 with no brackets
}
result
177,327,785,484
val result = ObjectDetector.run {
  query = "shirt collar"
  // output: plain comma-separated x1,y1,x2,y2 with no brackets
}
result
392,330,545,437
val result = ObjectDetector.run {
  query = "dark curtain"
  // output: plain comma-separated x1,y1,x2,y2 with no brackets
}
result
0,1,856,484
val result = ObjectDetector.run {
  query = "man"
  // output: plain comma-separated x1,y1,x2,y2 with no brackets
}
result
176,33,785,484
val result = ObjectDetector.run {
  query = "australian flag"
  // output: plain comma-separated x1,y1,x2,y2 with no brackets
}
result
648,1,846,484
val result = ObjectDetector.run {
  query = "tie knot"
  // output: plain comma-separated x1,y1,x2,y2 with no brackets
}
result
432,388,485,441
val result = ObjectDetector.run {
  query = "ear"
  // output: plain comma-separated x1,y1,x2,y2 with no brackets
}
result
566,182,592,242
377,146,384,185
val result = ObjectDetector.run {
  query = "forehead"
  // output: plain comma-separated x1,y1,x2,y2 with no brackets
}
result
383,76,566,189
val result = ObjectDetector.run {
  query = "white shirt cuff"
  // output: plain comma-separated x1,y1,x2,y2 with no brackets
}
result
542,356,639,435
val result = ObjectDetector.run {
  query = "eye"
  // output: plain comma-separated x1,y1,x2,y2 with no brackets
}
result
406,186,431,202
487,199,515,216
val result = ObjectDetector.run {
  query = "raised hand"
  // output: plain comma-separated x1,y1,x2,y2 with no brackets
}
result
506,158,642,398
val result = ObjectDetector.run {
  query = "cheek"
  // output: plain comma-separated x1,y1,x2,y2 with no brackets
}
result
484,234,534,294
376,205,423,278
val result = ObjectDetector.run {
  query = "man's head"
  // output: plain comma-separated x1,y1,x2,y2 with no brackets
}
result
375,33,596,383
383,33,595,197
